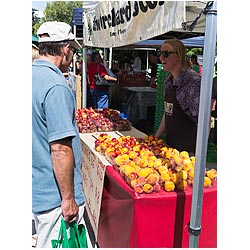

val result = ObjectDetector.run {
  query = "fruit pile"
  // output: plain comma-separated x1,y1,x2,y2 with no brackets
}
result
94,133,217,194
76,108,131,133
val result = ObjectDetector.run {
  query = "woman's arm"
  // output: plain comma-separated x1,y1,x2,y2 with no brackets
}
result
155,113,166,138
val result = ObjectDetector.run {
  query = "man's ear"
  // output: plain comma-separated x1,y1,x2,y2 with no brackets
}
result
62,44,70,56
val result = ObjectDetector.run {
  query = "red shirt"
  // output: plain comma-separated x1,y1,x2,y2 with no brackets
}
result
88,62,109,90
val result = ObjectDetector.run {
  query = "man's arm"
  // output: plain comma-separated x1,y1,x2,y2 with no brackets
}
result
50,138,79,223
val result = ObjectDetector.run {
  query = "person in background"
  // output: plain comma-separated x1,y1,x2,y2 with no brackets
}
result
103,60,118,79
32,21,85,248
88,51,117,109
190,54,202,76
149,50,161,87
124,62,132,73
111,60,120,76
87,48,93,67
155,39,201,155
132,51,142,73
32,43,39,62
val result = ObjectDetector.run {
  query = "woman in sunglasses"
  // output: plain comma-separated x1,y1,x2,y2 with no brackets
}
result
154,39,201,155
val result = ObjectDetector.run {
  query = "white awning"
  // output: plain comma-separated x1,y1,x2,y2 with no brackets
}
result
83,1,185,48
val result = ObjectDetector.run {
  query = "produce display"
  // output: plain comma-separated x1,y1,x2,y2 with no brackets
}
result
76,108,131,133
94,133,217,194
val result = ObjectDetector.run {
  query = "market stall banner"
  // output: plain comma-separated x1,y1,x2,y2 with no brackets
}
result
83,1,184,48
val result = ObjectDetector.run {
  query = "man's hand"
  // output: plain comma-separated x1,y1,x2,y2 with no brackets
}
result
61,198,79,223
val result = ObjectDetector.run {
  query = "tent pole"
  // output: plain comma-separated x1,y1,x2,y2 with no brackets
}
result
82,7,87,108
73,25,77,75
189,1,217,248
109,47,113,69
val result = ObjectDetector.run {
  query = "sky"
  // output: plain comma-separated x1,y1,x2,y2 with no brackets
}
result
32,1,50,17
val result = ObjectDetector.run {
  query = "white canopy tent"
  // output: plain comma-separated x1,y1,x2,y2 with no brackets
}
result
81,1,217,247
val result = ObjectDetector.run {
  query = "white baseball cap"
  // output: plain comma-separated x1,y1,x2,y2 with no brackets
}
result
37,21,81,49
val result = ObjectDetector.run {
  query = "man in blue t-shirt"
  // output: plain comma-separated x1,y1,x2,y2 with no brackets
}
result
32,21,85,247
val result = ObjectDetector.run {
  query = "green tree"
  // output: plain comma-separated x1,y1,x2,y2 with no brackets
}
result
44,1,82,24
32,8,41,34
33,1,82,35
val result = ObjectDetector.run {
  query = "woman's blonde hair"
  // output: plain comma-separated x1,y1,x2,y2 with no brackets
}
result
163,39,187,68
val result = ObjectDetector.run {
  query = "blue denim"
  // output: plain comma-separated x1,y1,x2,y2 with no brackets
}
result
90,89,109,109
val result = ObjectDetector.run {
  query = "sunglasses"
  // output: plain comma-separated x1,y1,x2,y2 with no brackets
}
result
69,46,77,55
157,50,176,58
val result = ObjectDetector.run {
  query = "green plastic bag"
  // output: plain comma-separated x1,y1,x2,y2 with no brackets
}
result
51,217,88,248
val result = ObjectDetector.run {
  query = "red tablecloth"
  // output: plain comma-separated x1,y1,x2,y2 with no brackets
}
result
97,166,217,248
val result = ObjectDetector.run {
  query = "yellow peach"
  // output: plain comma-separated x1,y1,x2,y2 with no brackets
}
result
174,155,183,165
180,151,190,159
124,165,136,176
204,176,212,188
130,179,137,188
190,156,196,166
143,183,154,193
129,160,136,168
137,176,146,185
138,168,151,178
153,182,161,192
183,158,192,166
120,147,129,154
160,146,168,152
138,159,148,168
149,155,157,161
183,163,193,172
128,172,137,180
147,160,155,168
132,145,141,152
172,148,180,157
134,165,141,175
164,181,175,192
188,167,195,178
158,166,168,175
206,169,217,179
153,159,163,168
171,173,182,184
160,173,171,182
129,151,138,160
133,156,141,164
134,184,144,193
106,147,114,153
146,173,159,185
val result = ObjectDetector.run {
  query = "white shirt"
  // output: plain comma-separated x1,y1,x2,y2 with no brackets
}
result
133,56,141,72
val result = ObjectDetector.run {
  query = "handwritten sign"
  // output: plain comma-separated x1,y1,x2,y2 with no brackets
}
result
80,132,118,238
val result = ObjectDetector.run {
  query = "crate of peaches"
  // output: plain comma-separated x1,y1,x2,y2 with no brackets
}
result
76,107,131,133
94,133,217,194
